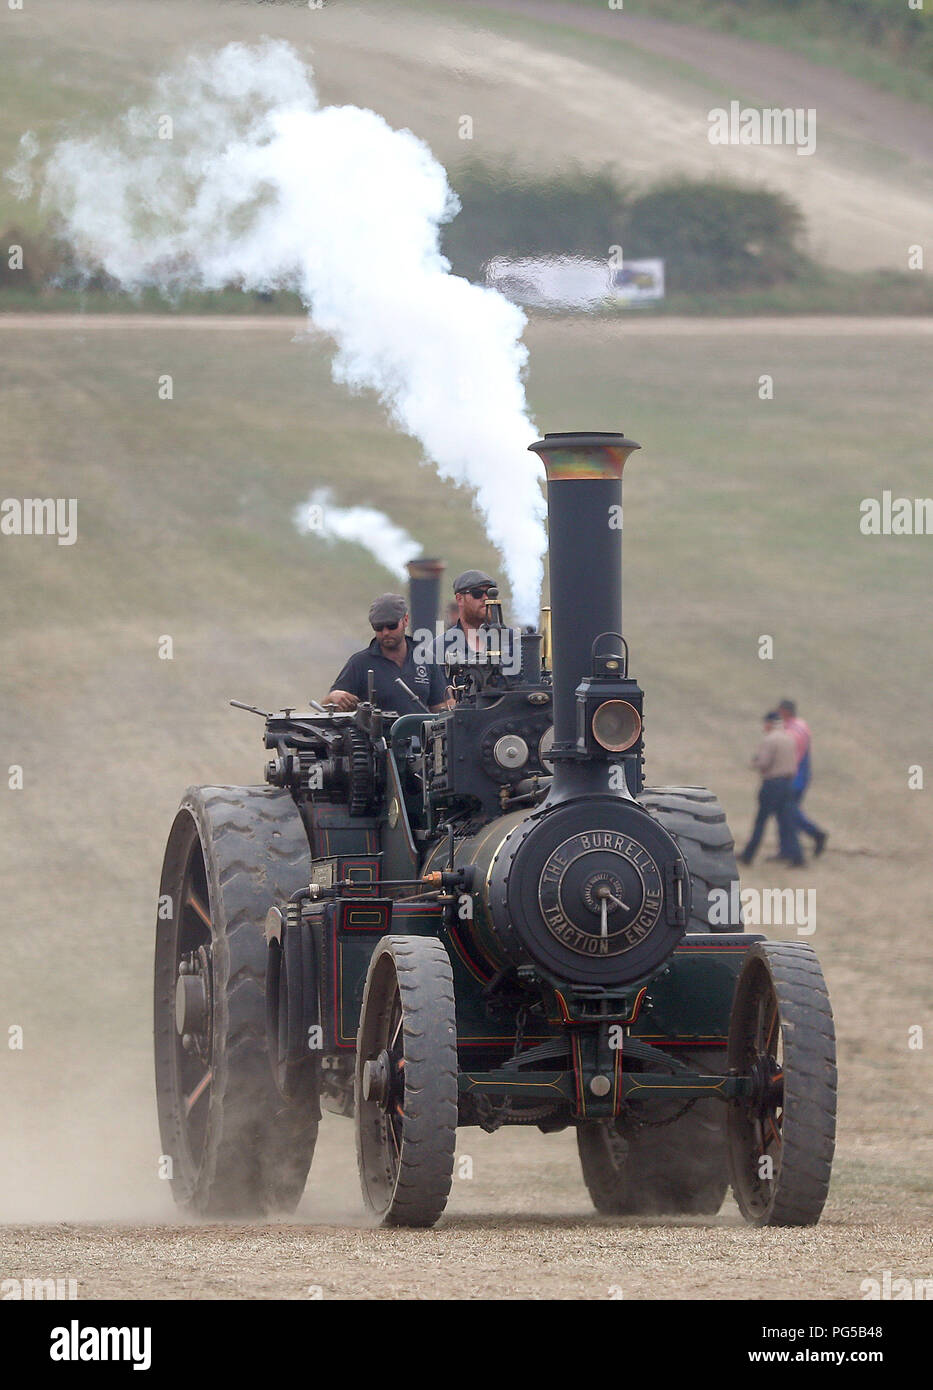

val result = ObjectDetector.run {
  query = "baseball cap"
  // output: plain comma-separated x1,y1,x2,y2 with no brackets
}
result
368,594,408,625
453,569,495,593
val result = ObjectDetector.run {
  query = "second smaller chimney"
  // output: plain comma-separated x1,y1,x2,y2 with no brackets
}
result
406,557,445,640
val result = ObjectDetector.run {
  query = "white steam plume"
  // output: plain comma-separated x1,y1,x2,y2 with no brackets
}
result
294,487,420,583
32,40,546,621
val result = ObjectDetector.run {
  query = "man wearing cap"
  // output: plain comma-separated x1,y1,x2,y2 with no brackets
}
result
325,594,450,715
436,569,497,665
739,711,804,867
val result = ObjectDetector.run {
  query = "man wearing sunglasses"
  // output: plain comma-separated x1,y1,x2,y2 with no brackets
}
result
437,569,497,665
325,593,450,715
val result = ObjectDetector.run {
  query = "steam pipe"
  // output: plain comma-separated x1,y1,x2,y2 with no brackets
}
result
527,431,641,762
406,556,445,641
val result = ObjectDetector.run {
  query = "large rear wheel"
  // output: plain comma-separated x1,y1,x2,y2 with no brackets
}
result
640,786,741,932
355,935,458,1228
578,1096,727,1217
577,786,740,1215
154,786,319,1216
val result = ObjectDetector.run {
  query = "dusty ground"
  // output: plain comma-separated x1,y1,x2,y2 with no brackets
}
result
1,1124,931,1300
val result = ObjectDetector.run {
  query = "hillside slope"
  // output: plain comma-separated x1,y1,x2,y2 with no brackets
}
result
1,0,931,271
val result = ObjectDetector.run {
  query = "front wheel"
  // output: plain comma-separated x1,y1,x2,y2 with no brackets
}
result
355,935,458,1228
727,942,836,1226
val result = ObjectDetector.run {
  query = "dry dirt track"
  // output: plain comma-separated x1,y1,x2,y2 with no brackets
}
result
2,1124,931,1300
3,1101,932,1301
2,1216,929,1301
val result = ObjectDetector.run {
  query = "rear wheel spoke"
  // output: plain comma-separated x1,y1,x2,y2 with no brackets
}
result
187,890,211,929
185,1068,213,1114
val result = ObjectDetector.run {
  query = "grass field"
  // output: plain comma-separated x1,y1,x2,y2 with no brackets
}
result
1,316,931,1296
2,0,932,275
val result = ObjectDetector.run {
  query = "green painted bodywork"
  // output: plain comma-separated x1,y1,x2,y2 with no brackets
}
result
328,890,759,1065
304,774,758,1117
630,939,762,1050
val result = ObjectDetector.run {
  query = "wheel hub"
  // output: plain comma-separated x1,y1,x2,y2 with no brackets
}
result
748,1053,783,1114
362,1050,393,1109
175,948,211,1053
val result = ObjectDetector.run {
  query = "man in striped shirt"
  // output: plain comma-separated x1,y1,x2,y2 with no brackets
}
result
779,698,828,856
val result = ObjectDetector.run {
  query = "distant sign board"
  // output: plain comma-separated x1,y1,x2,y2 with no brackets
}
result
610,258,665,305
485,255,664,310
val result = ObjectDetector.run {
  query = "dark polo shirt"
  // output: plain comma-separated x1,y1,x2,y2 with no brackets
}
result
330,636,447,715
436,620,521,672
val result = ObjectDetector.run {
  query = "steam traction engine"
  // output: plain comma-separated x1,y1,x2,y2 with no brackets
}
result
154,432,837,1227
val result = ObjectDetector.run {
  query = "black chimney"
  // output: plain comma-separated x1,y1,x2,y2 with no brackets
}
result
528,432,642,801
406,557,445,641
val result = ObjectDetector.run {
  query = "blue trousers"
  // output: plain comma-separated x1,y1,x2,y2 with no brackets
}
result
793,781,824,841
743,776,803,864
